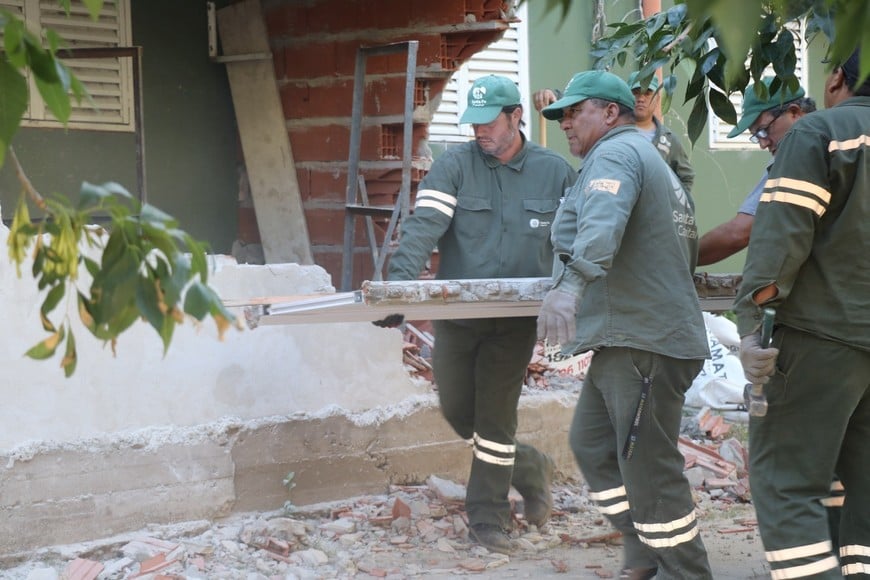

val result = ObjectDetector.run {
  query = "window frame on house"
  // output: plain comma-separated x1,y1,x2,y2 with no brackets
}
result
1,0,135,132
429,2,530,144
708,19,809,150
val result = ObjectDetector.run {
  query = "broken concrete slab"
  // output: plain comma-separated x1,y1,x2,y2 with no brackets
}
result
0,393,577,556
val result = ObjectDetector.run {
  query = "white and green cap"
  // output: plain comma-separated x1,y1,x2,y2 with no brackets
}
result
460,75,522,124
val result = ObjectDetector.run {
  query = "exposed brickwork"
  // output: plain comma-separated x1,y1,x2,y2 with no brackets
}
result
256,0,511,287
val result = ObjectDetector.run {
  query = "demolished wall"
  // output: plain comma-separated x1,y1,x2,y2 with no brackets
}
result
0,229,579,556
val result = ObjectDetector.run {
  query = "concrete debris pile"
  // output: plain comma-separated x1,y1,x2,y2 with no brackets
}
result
6,451,757,580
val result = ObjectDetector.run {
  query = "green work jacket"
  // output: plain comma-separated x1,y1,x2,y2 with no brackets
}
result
387,135,577,281
550,124,708,360
652,117,695,194
734,96,870,351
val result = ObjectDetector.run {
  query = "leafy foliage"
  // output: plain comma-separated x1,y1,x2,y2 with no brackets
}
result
7,178,238,377
2,2,238,376
540,0,869,146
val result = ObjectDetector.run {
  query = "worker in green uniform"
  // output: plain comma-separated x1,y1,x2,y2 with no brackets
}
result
383,74,578,555
734,48,870,579
533,71,694,193
538,70,712,580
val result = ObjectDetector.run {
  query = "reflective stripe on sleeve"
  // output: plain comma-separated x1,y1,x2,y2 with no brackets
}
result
828,134,869,152
759,190,827,217
414,189,456,218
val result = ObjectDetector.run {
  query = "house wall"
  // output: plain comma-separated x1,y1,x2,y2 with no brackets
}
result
0,1,241,254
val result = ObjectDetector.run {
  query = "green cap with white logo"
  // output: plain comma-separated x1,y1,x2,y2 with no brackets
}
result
460,75,522,124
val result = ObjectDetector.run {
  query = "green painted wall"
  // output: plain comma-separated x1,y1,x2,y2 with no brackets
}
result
0,1,240,254
526,0,830,274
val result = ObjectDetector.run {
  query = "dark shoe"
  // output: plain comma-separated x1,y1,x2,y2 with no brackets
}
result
522,455,555,527
619,567,658,580
469,523,513,555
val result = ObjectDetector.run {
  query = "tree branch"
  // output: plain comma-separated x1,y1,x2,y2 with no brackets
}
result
9,147,46,210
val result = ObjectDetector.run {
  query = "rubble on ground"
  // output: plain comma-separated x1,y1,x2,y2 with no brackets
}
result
4,407,753,580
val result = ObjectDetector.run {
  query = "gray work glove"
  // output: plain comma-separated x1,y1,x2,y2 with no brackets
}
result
536,288,577,346
739,333,780,384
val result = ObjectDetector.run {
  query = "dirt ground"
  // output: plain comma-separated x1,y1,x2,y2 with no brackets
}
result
2,476,770,579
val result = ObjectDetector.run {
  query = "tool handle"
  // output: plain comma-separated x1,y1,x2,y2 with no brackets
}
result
760,307,775,348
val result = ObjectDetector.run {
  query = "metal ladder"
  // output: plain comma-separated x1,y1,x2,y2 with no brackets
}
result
340,40,419,291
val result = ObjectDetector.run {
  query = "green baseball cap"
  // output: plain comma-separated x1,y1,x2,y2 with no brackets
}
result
459,75,522,124
727,77,806,138
542,70,636,120
627,71,660,92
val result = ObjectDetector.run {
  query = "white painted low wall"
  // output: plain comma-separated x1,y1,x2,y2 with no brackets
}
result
0,226,421,453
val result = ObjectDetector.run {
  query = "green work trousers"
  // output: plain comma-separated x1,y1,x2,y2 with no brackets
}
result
750,326,870,579
570,347,712,579
432,317,551,529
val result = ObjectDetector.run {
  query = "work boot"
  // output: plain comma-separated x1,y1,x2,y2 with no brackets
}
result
469,523,513,555
522,454,555,527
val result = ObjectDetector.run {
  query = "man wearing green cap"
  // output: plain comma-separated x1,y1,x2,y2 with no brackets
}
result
538,70,712,579
384,74,577,555
697,77,816,265
733,47,870,579
626,72,694,193
533,72,694,192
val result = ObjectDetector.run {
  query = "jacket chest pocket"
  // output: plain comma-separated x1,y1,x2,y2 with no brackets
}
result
454,196,493,239
522,198,560,237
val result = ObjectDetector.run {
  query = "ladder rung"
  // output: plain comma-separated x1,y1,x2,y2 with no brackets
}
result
345,204,395,217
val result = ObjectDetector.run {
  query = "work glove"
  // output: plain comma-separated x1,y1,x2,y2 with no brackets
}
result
739,333,780,384
536,288,577,346
372,313,405,328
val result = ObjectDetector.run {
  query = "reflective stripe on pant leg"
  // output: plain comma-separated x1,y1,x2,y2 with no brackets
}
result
836,344,870,578
613,349,711,579
750,327,861,580
571,348,655,571
465,317,537,528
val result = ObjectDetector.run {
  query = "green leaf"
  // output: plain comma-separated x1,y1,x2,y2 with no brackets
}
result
40,282,66,329
25,327,66,360
708,88,737,125
687,90,709,146
135,278,168,336
62,330,77,378
709,0,763,85
3,17,27,67
0,58,28,167
82,0,104,21
24,37,60,83
183,281,213,320
35,72,71,124
666,3,688,28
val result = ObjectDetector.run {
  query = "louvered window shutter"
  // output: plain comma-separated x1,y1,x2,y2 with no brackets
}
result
1,0,133,132
430,4,530,144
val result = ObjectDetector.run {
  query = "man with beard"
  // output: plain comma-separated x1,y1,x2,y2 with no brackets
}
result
380,75,577,554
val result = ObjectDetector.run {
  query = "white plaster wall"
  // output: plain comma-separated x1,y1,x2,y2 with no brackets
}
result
0,226,421,452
